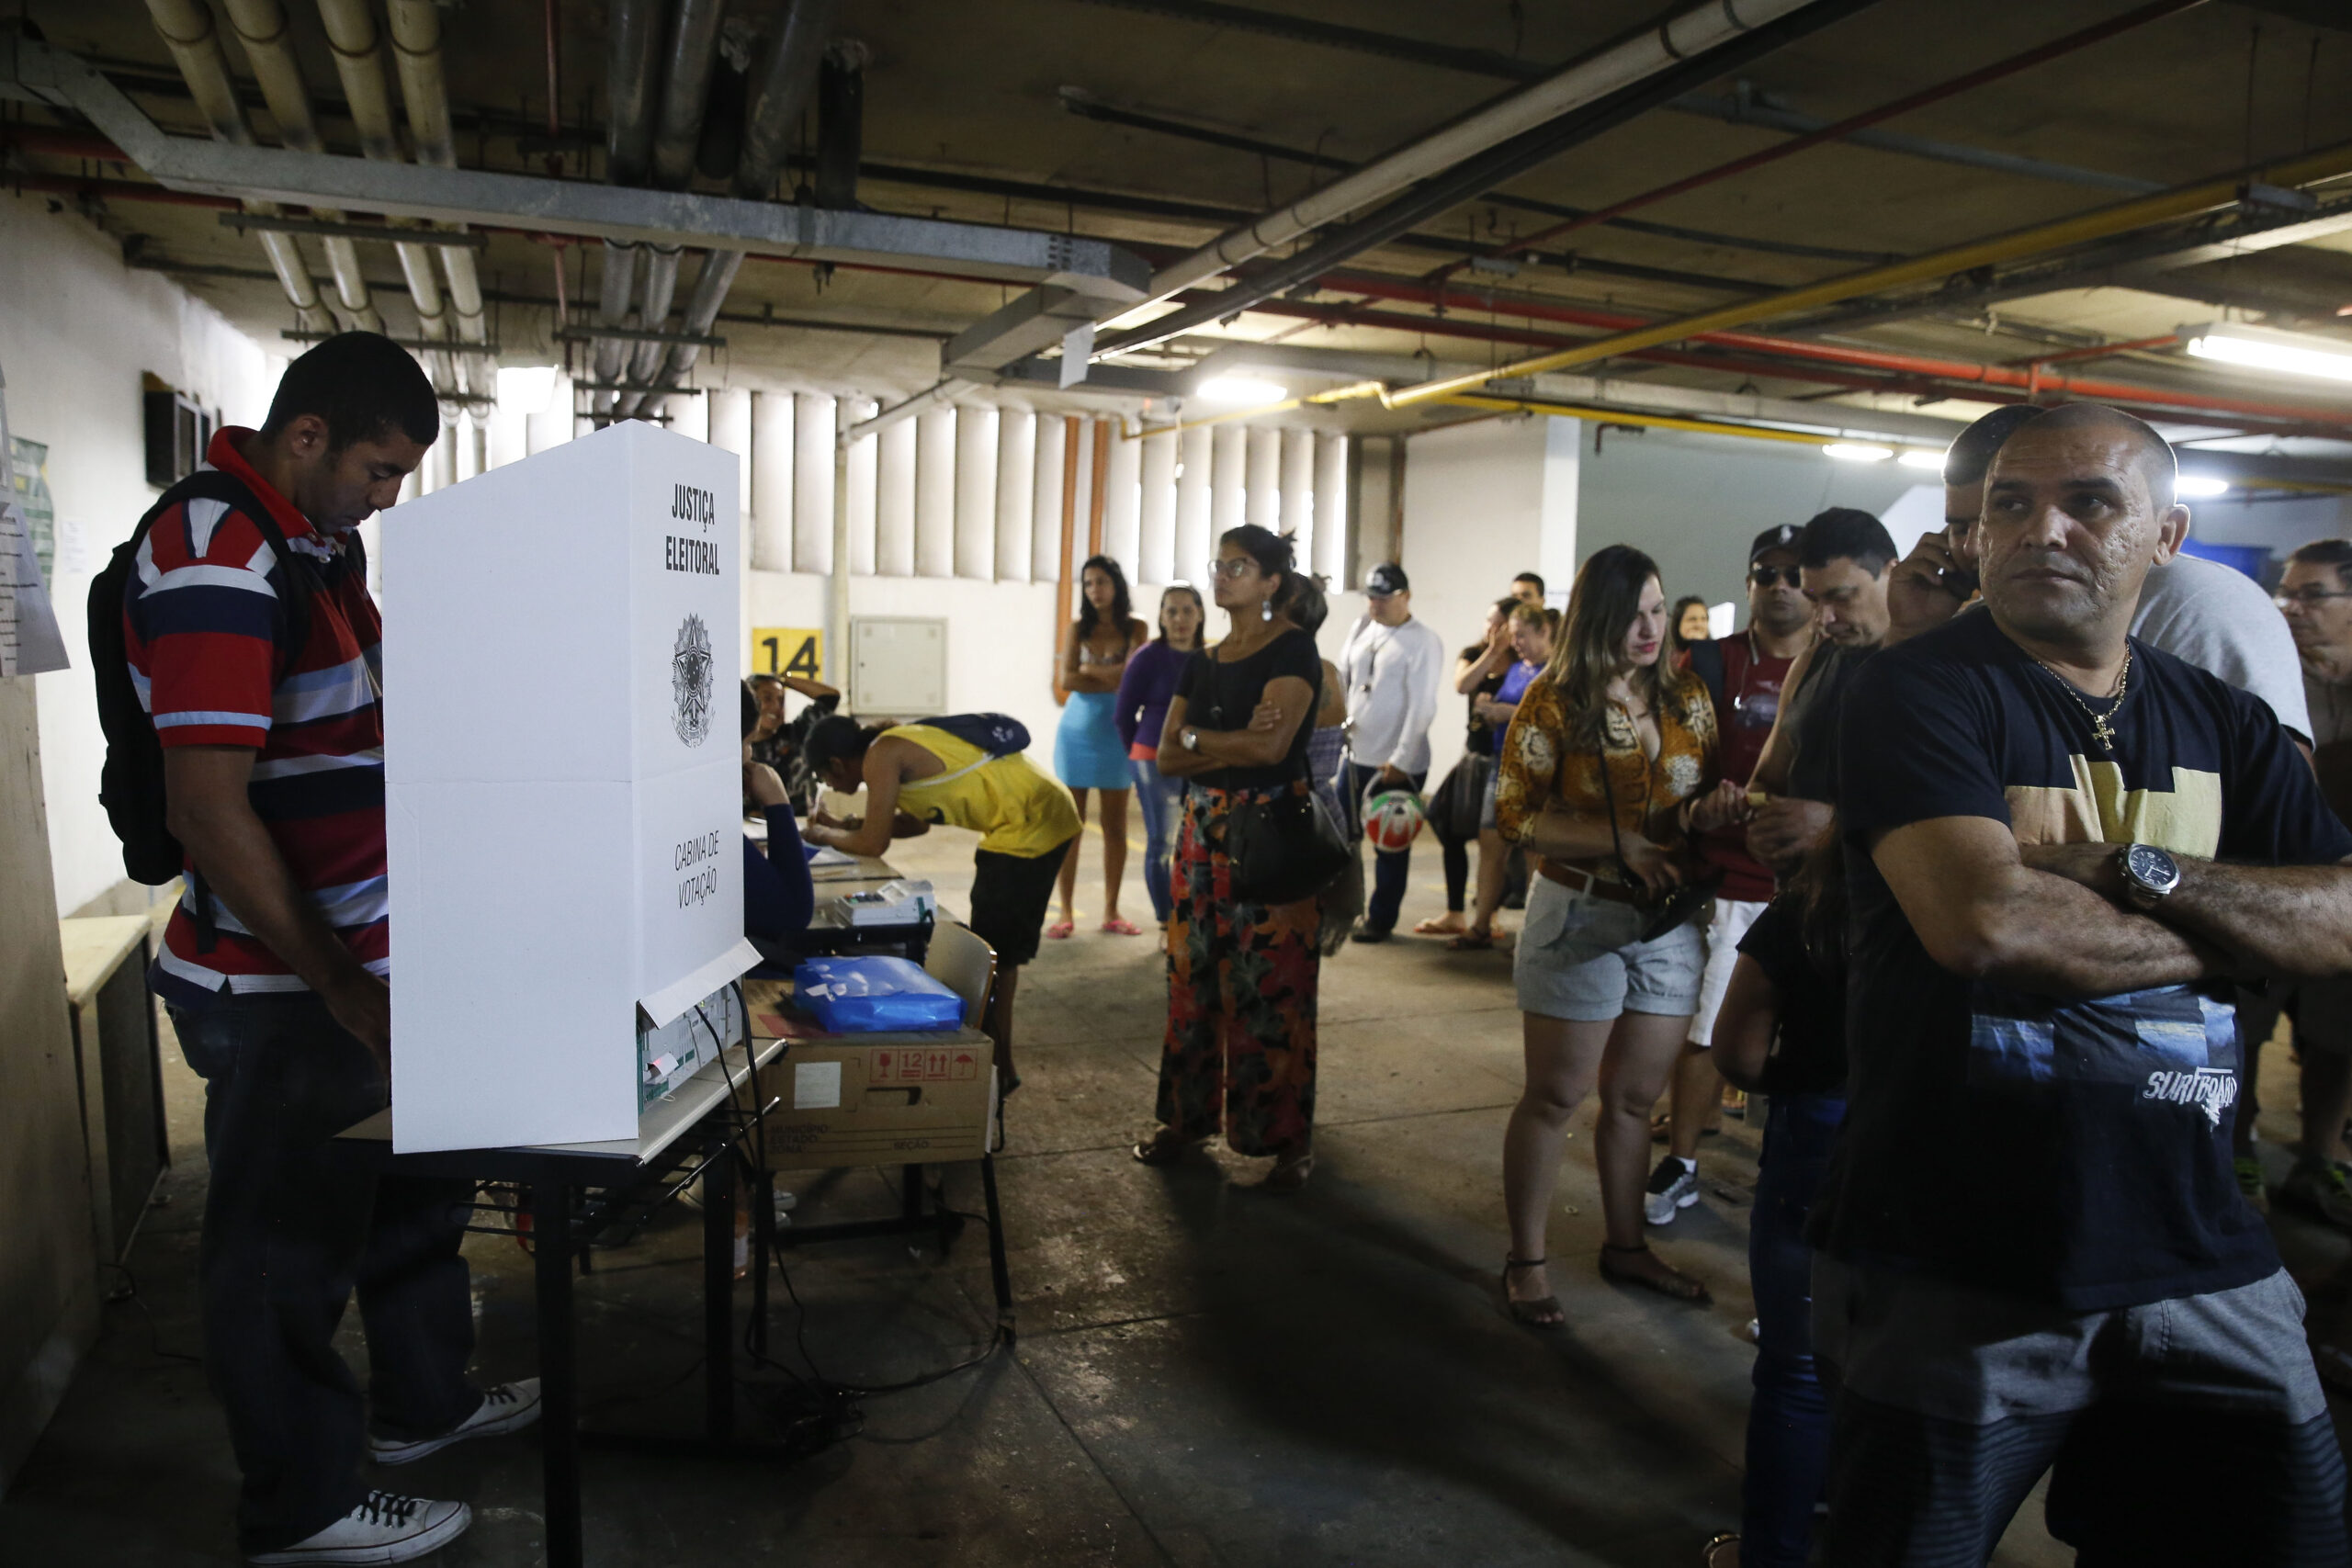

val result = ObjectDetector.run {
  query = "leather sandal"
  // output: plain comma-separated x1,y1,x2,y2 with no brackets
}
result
1446,929,1496,952
1501,1258,1563,1330
1260,1150,1314,1192
1600,1242,1712,1303
1131,1128,1195,1166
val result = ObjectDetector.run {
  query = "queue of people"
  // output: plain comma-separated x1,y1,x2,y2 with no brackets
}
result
119,330,2352,1567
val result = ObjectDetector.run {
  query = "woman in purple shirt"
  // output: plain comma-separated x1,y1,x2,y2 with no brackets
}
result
1115,584,1207,927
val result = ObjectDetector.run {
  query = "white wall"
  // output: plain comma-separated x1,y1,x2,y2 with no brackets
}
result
0,193,285,916
1397,415,1577,787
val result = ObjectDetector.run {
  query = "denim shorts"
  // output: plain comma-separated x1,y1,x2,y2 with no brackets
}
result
1512,874,1704,1022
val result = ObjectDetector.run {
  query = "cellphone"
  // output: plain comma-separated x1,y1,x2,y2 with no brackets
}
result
1945,566,1981,599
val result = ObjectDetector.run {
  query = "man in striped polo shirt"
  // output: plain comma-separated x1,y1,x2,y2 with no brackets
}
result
129,334,534,1565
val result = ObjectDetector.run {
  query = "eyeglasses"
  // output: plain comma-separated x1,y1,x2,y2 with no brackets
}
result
2275,588,2352,609
1204,558,1254,581
1749,566,1801,589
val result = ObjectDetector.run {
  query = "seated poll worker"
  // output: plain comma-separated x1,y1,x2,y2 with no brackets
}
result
800,714,1081,1092
1814,403,2352,1564
741,682,815,953
127,333,537,1566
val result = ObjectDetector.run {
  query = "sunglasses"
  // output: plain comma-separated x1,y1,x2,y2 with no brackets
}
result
1749,565,1802,589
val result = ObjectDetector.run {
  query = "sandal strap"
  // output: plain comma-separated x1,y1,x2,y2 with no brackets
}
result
1503,1257,1547,1269
1600,1242,1650,1256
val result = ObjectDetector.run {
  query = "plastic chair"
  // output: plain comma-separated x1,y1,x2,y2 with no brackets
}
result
922,921,997,1030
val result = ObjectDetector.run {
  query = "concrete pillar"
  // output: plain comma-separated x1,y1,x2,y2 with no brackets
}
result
913,405,956,578
749,390,792,572
707,389,751,534
1176,424,1213,581
1313,433,1349,583
1138,426,1178,587
1245,425,1282,529
1031,415,1067,585
1280,428,1316,571
876,417,917,577
792,393,834,575
995,407,1035,583
1211,424,1247,537
1102,426,1142,579
954,403,998,581
843,397,878,576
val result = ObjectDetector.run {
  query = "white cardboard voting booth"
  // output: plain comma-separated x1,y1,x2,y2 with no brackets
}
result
384,422,759,1153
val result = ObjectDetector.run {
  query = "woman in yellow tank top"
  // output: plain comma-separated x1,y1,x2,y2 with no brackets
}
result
801,716,1080,1094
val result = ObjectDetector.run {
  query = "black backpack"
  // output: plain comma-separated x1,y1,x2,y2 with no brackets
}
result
87,469,344,890
914,712,1031,758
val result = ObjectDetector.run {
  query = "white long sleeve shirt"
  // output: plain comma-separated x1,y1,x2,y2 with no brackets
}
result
1339,613,1446,774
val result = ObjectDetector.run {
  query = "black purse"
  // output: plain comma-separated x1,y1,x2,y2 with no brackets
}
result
1227,785,1353,906
1596,727,1718,943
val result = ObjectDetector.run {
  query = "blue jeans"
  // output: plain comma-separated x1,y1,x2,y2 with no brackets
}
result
1130,755,1185,923
170,992,482,1552
1743,1091,1846,1568
1344,761,1427,933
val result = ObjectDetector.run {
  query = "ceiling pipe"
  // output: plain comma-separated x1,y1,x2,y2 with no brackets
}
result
634,0,839,414
1432,0,2206,285
215,0,384,345
138,0,338,334
385,0,495,401
648,0,727,191
1381,136,2352,409
594,0,661,413
815,39,865,211
313,0,458,398
1079,0,1871,365
1131,0,1841,313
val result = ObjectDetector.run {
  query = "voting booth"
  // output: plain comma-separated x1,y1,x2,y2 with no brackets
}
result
384,422,759,1153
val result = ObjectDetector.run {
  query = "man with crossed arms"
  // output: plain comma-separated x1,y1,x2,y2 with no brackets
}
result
1815,404,2350,1563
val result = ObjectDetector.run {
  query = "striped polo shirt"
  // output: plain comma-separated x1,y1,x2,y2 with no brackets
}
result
125,426,387,1007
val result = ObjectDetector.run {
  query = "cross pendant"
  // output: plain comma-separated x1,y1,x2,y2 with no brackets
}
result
2091,716,2114,750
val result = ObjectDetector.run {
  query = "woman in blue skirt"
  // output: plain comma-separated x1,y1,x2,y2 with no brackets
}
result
1052,555,1148,937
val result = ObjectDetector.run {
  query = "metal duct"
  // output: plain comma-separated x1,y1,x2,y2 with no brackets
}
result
140,0,338,333
217,0,382,340
594,0,662,415
384,0,492,399
814,39,864,210
632,0,837,412
314,0,458,393
619,243,683,410
650,0,728,191
734,0,838,199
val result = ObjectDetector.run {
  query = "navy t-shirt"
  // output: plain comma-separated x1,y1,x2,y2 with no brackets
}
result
1815,609,2352,1311
1736,896,1847,1097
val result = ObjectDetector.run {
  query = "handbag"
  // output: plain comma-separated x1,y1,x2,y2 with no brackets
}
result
1429,752,1492,844
1226,783,1354,906
1595,728,1719,944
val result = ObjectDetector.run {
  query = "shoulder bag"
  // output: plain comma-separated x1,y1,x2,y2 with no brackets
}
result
1595,720,1718,943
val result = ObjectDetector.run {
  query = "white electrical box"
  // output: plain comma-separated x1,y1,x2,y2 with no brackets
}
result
383,421,759,1153
850,615,948,716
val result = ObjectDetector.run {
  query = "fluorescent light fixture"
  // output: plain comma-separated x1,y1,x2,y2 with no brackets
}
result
2181,327,2352,384
1195,376,1287,407
2176,475,2231,499
496,365,560,413
1823,442,1894,462
1898,447,1948,470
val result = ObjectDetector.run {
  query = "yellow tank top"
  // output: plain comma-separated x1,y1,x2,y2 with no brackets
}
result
890,724,1081,858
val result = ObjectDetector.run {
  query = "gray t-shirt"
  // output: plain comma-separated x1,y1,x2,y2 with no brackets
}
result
2132,553,2311,742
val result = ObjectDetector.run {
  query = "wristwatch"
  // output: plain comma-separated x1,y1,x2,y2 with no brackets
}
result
1182,728,1201,752
2117,842,2182,909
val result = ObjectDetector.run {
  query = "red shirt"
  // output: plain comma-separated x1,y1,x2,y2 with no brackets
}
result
125,427,387,1007
1692,634,1793,902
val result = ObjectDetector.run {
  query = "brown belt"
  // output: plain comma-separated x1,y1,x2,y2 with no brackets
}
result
1536,858,1642,907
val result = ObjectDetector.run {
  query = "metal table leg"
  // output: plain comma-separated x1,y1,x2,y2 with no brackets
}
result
531,1179,582,1568
703,1141,735,1441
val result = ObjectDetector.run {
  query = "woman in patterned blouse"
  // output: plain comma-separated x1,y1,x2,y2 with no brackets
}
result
1493,545,1750,1322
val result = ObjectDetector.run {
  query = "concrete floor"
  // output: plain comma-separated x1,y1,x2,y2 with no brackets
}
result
8,822,2352,1566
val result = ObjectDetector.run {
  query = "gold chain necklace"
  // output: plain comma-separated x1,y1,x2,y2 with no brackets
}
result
2033,650,2132,753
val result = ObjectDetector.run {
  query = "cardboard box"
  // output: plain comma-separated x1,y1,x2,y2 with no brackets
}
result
762,1039,999,1168
384,422,758,1152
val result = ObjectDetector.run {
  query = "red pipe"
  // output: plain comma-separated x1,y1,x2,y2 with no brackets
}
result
7,172,240,210
4,127,136,162
1439,0,2206,280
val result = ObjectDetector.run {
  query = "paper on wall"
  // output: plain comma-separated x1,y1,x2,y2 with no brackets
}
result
0,498,70,677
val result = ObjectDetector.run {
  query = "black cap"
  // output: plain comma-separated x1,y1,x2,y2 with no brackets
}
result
1749,524,1801,563
1365,563,1408,598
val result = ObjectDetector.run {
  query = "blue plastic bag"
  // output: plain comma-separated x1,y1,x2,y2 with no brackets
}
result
794,955,965,1033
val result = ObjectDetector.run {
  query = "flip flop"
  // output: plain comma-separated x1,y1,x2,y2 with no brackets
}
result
1102,917,1144,935
1046,919,1075,941
1412,916,1466,935
1446,931,1495,952
1599,1242,1712,1303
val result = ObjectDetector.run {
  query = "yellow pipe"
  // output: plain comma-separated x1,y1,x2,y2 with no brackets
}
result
1382,139,2352,410
1437,394,1865,447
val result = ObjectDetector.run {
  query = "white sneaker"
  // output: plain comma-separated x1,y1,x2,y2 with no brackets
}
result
248,1491,470,1564
1644,1156,1700,1226
368,1380,543,1467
